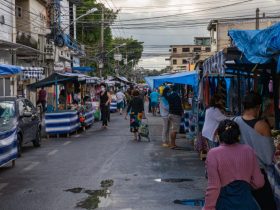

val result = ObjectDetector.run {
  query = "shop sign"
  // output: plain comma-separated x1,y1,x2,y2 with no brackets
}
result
64,62,71,72
54,62,64,72
73,57,80,67
114,53,122,61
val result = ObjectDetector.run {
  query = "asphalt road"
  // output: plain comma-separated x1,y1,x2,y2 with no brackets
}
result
0,112,206,210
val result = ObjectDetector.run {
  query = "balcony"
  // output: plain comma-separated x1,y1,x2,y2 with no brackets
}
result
16,31,38,49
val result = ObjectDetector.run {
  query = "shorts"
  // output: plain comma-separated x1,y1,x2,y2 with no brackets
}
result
169,114,181,132
117,101,124,109
151,102,158,108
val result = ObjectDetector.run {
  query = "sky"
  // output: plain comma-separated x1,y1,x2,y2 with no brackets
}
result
99,0,280,70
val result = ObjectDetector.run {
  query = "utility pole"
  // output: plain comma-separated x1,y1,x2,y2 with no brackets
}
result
256,8,260,30
99,6,104,78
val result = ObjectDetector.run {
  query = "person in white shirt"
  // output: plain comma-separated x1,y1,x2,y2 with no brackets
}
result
116,90,126,115
159,86,170,147
202,94,228,149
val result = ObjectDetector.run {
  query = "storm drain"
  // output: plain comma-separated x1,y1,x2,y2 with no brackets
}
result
154,178,193,183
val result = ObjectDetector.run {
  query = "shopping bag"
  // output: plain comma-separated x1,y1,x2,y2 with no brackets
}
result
139,119,150,141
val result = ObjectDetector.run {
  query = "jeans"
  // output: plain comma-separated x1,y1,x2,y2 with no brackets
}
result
162,117,170,144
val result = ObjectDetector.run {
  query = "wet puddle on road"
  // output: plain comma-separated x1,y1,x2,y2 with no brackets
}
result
154,178,193,183
65,179,114,210
174,199,205,207
100,179,114,188
65,187,83,194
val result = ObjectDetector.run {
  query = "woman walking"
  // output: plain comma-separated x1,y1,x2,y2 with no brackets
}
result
125,90,144,141
160,87,170,147
100,84,111,128
203,120,264,210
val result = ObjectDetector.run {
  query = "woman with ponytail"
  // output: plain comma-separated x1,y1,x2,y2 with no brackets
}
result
203,120,264,210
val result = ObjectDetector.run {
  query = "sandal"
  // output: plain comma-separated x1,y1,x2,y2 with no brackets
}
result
169,145,178,149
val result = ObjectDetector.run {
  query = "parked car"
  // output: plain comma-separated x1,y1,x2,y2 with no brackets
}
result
0,96,41,157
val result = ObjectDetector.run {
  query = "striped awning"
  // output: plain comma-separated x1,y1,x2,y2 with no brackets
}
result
203,51,226,75
21,67,44,80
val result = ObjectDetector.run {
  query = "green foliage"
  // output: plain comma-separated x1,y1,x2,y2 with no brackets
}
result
113,37,143,66
76,1,143,77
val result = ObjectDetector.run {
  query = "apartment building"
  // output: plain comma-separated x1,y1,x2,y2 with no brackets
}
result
0,0,82,97
167,37,211,72
208,17,280,52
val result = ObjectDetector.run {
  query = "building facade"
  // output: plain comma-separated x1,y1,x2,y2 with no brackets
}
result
167,41,211,72
208,17,280,52
0,0,83,98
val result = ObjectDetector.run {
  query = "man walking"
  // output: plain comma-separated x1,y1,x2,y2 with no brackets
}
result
166,86,183,149
116,89,125,115
150,89,160,116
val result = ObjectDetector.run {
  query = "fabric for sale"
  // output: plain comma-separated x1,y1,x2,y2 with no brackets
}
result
0,126,17,166
45,111,80,134
228,22,280,72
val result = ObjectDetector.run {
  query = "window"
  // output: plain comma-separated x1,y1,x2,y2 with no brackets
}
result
173,59,177,65
0,101,15,120
61,51,63,56
182,59,188,64
182,48,190,52
194,47,201,52
173,48,177,53
16,7,22,17
206,47,211,52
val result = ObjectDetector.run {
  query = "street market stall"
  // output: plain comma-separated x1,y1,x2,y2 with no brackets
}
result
28,72,100,137
200,22,280,206
145,71,199,140
0,64,22,166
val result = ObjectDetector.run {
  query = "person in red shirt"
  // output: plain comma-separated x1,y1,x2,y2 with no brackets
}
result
37,87,47,111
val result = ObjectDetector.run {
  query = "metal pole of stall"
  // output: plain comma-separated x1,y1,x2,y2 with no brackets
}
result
55,76,58,111
272,63,280,129
237,69,242,115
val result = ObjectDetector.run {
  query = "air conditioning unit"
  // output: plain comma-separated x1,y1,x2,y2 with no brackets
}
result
0,15,5,24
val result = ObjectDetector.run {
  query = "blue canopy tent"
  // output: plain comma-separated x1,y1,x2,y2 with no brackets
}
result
0,64,22,76
145,71,198,91
72,66,94,72
144,75,162,90
228,22,280,72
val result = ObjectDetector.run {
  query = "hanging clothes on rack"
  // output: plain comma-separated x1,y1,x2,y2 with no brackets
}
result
216,77,227,110
204,77,210,107
210,77,216,96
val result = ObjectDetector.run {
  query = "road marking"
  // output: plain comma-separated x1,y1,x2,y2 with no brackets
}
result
23,162,39,171
47,149,58,156
74,134,81,138
63,141,72,146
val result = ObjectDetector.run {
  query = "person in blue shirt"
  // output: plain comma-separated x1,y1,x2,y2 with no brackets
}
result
150,89,160,116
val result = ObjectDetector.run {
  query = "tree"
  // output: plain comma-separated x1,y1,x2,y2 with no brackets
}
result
76,1,118,76
112,37,143,77
76,2,144,77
